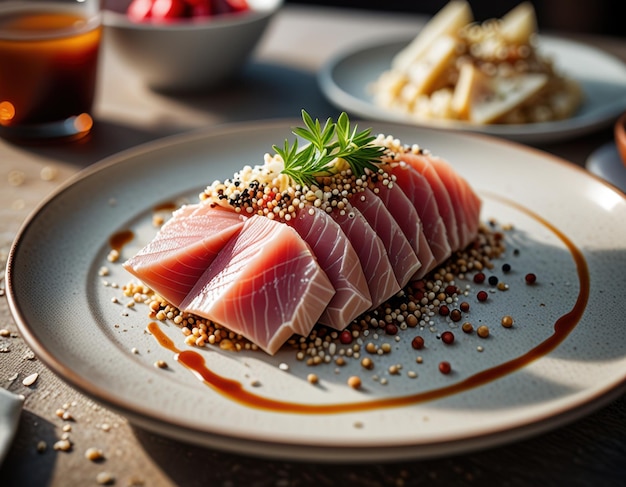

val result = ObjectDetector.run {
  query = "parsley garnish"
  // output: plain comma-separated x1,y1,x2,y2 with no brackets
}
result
273,110,384,188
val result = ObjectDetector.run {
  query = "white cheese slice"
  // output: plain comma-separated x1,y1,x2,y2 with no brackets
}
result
392,0,473,71
451,63,488,119
470,73,549,124
405,35,458,97
500,1,537,45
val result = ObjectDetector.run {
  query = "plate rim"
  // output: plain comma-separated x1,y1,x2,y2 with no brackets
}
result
318,34,626,144
6,119,626,461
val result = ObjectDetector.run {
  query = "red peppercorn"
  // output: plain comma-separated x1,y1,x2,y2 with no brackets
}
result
411,336,425,350
460,301,470,312
441,331,454,344
439,305,450,317
477,290,488,302
450,309,462,322
339,330,353,345
525,273,537,284
445,285,457,296
438,361,451,374
385,323,398,335
473,272,485,284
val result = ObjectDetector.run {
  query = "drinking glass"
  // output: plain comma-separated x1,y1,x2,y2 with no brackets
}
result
0,0,102,141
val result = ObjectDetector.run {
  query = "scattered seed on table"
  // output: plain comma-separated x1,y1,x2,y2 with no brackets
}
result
85,447,104,461
488,276,499,286
525,273,537,284
22,373,38,386
477,290,488,302
96,472,115,485
501,315,514,328
307,373,319,385
53,439,72,452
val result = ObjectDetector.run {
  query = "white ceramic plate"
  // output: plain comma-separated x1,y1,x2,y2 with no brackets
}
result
318,36,626,144
586,141,626,194
6,120,626,462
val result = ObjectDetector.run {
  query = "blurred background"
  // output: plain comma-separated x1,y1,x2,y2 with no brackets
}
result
285,0,624,37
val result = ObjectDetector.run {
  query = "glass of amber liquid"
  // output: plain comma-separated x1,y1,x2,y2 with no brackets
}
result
0,0,102,141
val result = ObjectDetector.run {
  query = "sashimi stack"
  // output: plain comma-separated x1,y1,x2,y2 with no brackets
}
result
124,114,481,355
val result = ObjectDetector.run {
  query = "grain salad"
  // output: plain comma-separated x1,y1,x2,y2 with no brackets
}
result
370,1,582,124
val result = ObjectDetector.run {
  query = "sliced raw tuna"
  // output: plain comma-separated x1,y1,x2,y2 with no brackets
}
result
351,187,421,287
180,215,335,355
330,204,401,309
123,203,246,307
288,207,372,329
371,180,436,279
384,161,452,267
426,155,482,249
397,151,460,251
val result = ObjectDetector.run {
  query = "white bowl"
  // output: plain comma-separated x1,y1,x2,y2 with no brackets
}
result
103,0,282,92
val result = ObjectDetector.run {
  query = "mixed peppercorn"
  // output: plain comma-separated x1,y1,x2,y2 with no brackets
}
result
118,214,538,387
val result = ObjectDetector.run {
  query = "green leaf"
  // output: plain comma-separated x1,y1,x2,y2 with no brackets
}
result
278,110,384,188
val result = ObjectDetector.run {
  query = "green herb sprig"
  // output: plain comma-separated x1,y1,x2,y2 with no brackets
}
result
273,110,384,188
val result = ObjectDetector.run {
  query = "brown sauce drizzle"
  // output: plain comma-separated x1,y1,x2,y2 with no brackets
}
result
146,194,590,414
109,229,134,252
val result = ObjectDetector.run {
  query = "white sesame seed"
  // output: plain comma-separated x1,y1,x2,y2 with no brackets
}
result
22,373,38,386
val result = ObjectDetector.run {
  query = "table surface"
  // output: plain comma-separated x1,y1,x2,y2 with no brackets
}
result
1,5,625,486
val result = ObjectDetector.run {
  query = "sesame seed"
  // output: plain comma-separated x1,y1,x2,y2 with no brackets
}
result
85,447,104,461
22,372,38,386
53,439,72,452
96,472,115,485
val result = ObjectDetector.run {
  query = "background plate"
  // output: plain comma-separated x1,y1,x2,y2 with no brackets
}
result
318,36,626,144
6,120,626,462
